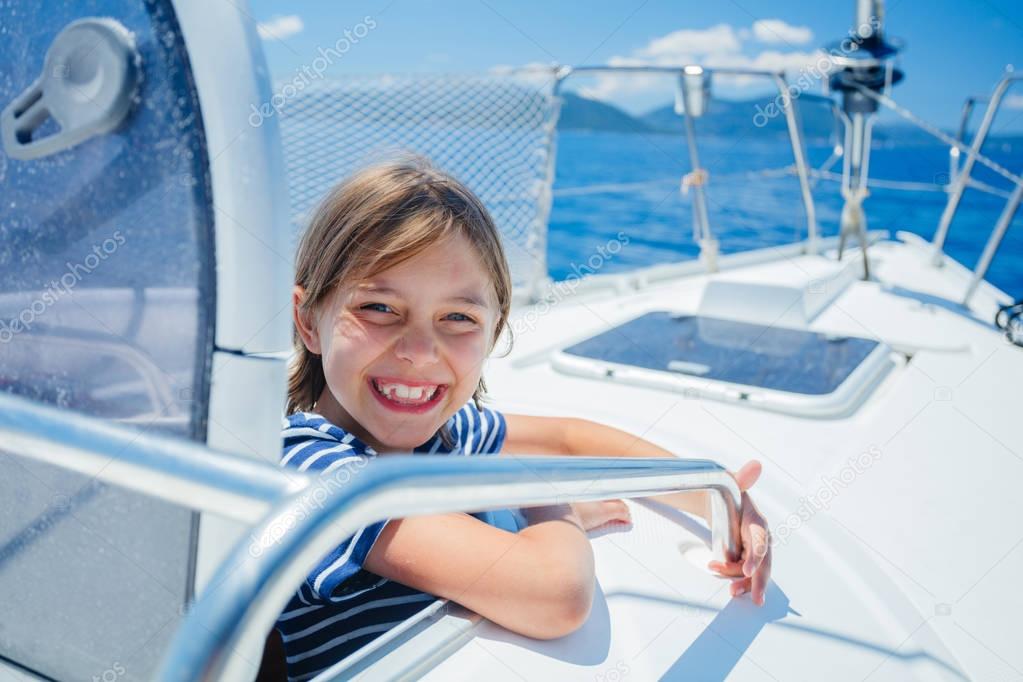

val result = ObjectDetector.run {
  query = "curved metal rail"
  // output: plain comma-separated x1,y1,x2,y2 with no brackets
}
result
947,73,1023,305
0,392,741,682
160,455,740,681
0,391,306,523
929,72,1023,265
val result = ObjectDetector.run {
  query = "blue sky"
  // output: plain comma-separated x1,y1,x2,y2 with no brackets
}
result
248,0,1023,133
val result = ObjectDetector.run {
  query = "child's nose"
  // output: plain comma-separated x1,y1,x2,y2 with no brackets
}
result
394,327,439,366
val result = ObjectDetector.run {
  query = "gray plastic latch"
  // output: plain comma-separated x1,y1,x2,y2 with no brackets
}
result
1,17,141,160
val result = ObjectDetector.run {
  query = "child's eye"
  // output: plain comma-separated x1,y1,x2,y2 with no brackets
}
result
445,312,477,324
360,303,394,314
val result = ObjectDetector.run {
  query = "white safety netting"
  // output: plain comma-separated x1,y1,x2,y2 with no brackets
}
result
275,72,562,296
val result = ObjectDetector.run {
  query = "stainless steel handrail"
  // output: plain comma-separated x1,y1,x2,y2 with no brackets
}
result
929,72,1023,265
950,94,985,184
949,80,1023,306
0,391,741,682
963,180,1023,305
0,391,309,523
158,454,741,681
552,64,820,256
847,78,1023,188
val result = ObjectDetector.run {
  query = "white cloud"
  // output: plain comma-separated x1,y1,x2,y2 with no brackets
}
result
580,25,736,101
1004,93,1023,110
714,49,826,88
637,24,741,59
576,20,824,102
752,19,813,45
577,56,666,101
747,49,825,74
257,15,304,41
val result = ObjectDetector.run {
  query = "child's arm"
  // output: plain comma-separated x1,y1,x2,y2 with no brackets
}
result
363,504,595,639
501,414,710,515
501,414,772,605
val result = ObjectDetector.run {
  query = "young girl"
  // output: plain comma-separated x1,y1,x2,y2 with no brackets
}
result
276,158,771,679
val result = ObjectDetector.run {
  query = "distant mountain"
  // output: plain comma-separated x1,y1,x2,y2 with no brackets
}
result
556,93,653,133
558,92,837,140
555,92,1023,148
638,98,838,140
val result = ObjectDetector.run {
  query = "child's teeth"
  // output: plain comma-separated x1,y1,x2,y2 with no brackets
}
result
376,381,437,404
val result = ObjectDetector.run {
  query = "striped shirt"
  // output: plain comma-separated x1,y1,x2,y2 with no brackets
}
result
275,402,521,681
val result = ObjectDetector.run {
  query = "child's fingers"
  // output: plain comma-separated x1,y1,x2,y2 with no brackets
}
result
707,560,745,577
573,499,632,530
730,577,750,597
607,499,631,523
730,460,762,492
750,551,772,606
593,499,631,525
742,522,770,577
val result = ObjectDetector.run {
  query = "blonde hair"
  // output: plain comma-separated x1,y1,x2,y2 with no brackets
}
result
287,157,513,422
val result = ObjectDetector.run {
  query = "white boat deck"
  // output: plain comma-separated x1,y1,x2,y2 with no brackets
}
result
414,233,1023,681
4,2,1021,680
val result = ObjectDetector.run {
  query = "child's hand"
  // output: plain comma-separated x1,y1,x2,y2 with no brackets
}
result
571,499,632,531
707,460,772,606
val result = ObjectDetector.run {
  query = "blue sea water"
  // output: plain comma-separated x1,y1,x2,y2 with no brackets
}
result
546,130,1022,300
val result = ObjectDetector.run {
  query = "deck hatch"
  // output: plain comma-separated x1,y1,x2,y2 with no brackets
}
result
553,312,890,416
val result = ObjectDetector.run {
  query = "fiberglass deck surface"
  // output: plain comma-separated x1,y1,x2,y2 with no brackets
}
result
440,235,1023,681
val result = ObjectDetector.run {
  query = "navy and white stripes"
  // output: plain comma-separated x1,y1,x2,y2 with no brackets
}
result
275,402,512,681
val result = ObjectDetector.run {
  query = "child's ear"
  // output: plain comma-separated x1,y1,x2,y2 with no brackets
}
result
293,285,322,355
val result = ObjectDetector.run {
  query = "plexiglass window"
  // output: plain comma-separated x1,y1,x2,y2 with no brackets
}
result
0,1,215,678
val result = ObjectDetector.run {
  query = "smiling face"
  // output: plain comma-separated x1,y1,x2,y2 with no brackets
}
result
296,232,498,452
